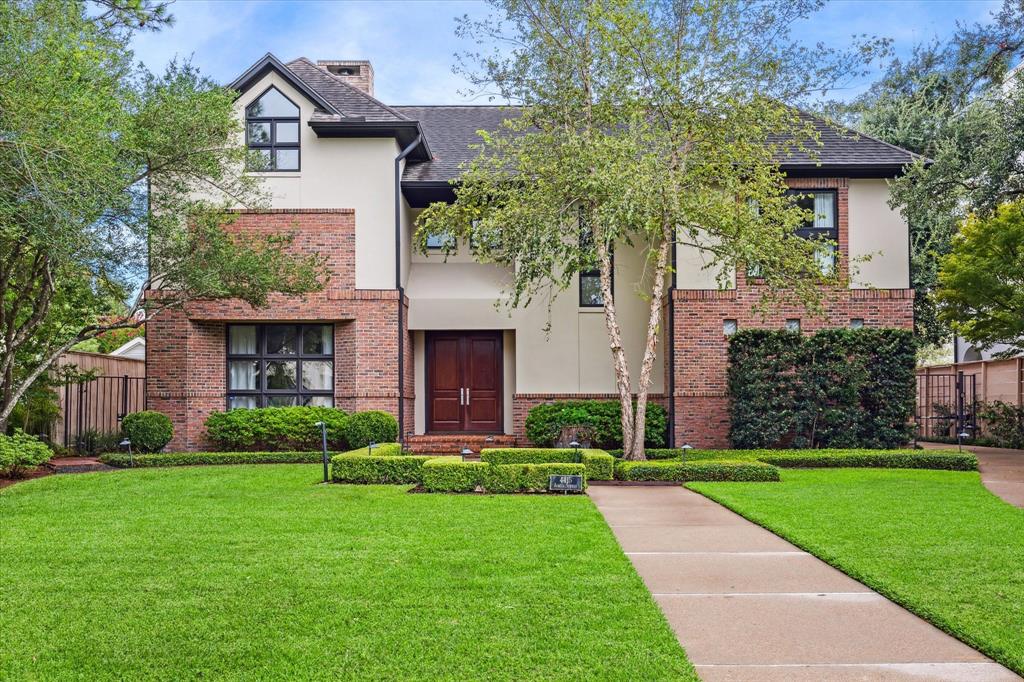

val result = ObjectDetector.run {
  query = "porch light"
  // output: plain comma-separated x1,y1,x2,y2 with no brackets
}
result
315,421,329,483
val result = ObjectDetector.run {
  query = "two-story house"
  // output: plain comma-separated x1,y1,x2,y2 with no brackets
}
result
147,53,916,452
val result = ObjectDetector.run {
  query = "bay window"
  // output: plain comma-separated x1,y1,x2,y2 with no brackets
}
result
227,324,334,409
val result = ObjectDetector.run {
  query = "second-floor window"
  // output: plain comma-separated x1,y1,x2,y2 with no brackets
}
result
788,189,838,274
246,87,300,172
579,216,611,307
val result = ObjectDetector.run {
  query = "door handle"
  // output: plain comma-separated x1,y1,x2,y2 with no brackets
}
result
459,388,465,405
465,388,470,404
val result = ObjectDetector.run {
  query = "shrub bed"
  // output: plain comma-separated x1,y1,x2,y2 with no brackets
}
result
524,400,667,449
423,460,588,493
606,448,692,460
0,430,52,476
205,406,349,451
120,411,174,452
340,410,399,449
100,451,326,468
616,459,780,482
755,450,978,471
480,447,614,480
330,445,425,484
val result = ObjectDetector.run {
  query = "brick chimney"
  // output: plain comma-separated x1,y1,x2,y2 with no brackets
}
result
317,60,374,96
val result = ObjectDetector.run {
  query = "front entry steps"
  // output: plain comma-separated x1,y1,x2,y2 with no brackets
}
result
405,434,517,456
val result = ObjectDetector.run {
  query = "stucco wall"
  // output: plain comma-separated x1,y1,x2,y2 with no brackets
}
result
234,71,398,290
848,178,910,289
406,238,667,407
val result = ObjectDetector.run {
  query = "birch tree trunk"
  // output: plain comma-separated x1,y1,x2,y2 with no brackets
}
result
596,239,638,458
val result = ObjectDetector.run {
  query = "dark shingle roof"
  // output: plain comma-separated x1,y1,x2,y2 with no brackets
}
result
394,105,919,183
285,58,408,123
394,106,522,182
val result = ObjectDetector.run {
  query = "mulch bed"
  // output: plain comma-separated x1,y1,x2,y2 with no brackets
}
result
0,466,54,490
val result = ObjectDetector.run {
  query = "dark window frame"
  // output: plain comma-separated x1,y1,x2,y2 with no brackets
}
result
226,323,334,409
245,86,301,172
578,213,612,308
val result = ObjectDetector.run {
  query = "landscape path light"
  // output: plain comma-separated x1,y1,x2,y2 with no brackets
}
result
315,421,329,483
119,438,133,467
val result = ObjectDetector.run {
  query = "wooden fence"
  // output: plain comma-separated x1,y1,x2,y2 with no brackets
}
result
916,358,1024,440
53,351,146,449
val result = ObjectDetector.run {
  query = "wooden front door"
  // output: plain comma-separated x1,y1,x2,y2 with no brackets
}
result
426,331,503,433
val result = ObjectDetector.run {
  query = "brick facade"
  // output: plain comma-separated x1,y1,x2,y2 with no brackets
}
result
148,176,913,451
670,178,914,448
146,210,412,451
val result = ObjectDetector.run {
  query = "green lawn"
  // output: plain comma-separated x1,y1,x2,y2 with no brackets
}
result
690,469,1024,675
0,465,694,680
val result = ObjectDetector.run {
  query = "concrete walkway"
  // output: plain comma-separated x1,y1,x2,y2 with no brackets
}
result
589,486,1020,681
921,442,1024,507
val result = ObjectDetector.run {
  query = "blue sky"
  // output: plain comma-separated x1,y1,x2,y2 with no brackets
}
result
130,0,1004,104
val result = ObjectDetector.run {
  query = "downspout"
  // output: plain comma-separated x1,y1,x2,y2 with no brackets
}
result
395,134,423,446
667,240,677,448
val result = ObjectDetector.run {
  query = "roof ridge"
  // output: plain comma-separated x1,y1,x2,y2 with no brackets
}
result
290,57,409,121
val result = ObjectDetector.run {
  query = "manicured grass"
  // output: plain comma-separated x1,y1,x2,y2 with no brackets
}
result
690,469,1024,675
0,465,694,680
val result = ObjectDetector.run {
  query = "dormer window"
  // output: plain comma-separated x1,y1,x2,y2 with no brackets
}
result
245,87,300,171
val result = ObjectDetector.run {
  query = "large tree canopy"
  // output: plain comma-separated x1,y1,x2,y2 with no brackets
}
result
418,0,885,459
0,0,323,429
839,0,1024,345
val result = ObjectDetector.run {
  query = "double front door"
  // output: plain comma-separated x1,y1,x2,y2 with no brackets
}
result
426,331,503,433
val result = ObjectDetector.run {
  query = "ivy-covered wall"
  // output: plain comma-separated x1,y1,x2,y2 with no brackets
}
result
727,328,916,449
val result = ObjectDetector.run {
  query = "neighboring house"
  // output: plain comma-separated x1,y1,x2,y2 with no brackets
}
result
110,337,146,361
955,339,1020,363
147,53,917,451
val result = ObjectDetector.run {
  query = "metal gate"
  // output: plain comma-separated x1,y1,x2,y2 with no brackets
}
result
61,375,146,450
915,371,976,441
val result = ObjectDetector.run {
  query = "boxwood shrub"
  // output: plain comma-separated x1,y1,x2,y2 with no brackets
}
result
421,459,489,492
0,430,52,476
606,448,688,460
754,450,978,471
425,461,588,493
100,451,326,468
205,406,348,451
524,400,667,449
121,411,173,453
340,410,398,450
480,447,613,480
615,459,780,482
331,452,432,484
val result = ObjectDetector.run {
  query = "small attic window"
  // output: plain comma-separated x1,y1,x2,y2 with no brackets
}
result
245,86,300,172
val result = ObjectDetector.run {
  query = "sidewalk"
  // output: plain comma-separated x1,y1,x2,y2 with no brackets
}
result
920,442,1024,507
589,486,1019,681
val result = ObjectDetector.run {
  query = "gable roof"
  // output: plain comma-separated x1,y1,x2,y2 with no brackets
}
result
229,54,922,197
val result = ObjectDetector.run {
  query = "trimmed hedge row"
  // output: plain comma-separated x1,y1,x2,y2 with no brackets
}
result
480,447,614,480
422,459,588,493
330,445,429,484
755,450,978,471
100,451,327,468
616,459,781,482
204,407,398,452
606,448,689,460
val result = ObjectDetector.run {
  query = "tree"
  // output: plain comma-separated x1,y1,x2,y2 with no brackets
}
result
418,0,884,459
839,0,1024,345
0,0,324,430
936,201,1024,356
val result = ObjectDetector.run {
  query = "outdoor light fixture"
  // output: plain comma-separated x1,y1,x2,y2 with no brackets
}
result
569,440,581,460
957,429,970,453
368,441,379,456
681,443,693,460
119,438,133,467
461,447,473,461
314,421,329,483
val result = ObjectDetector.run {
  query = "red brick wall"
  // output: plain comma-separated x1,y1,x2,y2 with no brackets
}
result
670,178,914,448
147,210,413,451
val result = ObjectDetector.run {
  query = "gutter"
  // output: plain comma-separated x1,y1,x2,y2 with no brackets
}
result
667,239,677,448
394,134,423,445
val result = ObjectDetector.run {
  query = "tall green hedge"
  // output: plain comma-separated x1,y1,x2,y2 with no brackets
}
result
524,400,667,449
727,328,915,449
